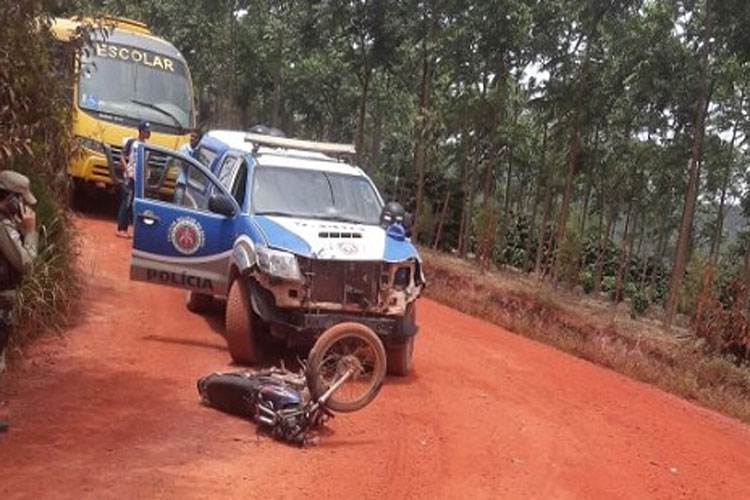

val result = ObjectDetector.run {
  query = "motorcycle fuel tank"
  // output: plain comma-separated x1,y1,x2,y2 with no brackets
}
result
259,383,303,409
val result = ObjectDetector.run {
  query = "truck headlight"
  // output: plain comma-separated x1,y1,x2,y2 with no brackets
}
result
76,136,106,154
256,247,302,281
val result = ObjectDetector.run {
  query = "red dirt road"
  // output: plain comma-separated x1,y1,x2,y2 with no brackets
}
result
2,214,750,500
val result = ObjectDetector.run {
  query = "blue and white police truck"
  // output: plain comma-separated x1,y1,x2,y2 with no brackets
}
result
129,130,424,375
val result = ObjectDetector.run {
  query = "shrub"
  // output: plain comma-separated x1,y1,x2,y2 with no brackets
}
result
1,2,89,349
696,281,750,362
579,269,595,294
630,288,651,317
556,227,583,285
601,275,616,293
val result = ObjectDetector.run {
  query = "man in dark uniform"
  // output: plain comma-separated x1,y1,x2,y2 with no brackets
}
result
116,121,150,237
0,170,37,432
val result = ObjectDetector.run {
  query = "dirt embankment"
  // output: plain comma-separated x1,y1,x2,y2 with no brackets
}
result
1,215,750,499
422,250,750,424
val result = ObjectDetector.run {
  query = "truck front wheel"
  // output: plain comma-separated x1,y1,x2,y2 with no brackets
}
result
387,302,417,376
224,278,260,365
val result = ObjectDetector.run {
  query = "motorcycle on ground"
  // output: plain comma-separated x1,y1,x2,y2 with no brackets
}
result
197,322,387,446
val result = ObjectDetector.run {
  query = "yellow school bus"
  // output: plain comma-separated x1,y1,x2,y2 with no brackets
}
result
51,17,195,194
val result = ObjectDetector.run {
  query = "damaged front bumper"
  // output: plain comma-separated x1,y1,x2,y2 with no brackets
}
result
246,258,423,343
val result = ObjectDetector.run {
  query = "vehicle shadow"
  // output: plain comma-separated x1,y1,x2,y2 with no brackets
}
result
190,301,416,380
385,371,420,384
70,185,120,220
141,334,227,353
196,301,227,337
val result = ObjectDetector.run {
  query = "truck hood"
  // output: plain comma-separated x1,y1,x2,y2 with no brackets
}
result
253,215,419,263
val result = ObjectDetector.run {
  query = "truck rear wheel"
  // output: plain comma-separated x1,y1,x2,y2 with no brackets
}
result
224,278,260,365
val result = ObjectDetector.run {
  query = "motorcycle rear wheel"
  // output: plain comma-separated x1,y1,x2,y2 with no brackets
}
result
306,322,386,413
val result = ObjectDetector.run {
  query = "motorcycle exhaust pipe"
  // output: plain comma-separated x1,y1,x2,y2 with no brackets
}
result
257,404,277,425
256,415,275,426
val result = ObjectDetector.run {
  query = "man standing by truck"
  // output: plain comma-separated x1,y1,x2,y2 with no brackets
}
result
116,121,150,237
173,129,202,205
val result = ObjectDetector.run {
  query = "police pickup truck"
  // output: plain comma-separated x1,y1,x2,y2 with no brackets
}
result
129,130,424,375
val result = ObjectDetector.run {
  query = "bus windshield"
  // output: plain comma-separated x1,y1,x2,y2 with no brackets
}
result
78,42,193,130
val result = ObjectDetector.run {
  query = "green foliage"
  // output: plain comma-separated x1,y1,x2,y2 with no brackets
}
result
630,288,651,317
55,0,750,335
556,226,584,285
601,276,617,294
1,1,83,346
679,255,709,316
579,269,595,294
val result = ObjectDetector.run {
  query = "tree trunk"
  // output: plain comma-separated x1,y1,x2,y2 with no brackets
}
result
369,88,383,171
533,123,550,275
457,133,470,256
541,193,560,279
613,203,635,303
635,215,646,257
497,100,519,260
412,9,437,239
524,170,542,272
640,245,650,286
594,206,617,296
433,187,452,250
356,64,371,162
664,1,714,328
466,145,480,258
695,117,736,326
551,41,593,282
579,125,599,237
271,33,283,128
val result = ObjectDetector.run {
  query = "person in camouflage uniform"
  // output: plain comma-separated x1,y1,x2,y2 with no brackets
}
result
0,170,37,372
0,170,37,432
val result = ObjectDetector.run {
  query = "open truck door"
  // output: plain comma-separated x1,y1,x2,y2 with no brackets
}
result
129,143,240,297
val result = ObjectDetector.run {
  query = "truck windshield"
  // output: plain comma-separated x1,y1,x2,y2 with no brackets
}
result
252,166,383,225
78,42,193,130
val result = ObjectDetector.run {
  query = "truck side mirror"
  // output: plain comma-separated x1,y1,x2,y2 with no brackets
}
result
380,201,406,228
208,194,236,217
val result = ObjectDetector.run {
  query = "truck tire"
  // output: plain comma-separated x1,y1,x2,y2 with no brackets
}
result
386,336,415,376
186,291,212,313
224,278,260,365
388,302,417,376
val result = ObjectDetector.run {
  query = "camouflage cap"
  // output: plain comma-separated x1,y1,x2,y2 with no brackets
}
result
0,170,37,205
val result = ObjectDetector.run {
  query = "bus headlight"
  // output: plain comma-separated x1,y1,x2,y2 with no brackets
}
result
256,247,302,281
76,136,105,154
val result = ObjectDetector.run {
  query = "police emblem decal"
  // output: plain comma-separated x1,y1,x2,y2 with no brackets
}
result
337,241,358,256
168,217,205,255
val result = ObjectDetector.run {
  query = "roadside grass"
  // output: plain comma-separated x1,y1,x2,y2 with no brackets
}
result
421,249,750,424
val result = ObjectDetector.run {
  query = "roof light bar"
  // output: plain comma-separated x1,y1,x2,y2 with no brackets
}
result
244,133,356,156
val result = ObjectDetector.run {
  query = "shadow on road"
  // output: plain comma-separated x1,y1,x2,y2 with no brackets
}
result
141,334,228,353
70,184,120,221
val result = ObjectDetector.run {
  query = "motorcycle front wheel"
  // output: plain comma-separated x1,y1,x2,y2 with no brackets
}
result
306,322,387,413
